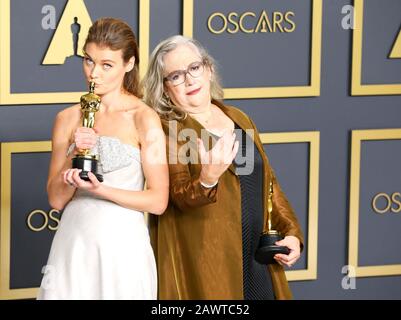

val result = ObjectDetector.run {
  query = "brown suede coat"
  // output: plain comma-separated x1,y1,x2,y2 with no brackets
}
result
150,101,304,300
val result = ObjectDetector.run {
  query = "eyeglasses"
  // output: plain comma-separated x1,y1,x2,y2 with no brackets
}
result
164,61,205,86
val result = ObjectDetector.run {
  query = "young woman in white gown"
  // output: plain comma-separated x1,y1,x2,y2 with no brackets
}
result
37,18,169,300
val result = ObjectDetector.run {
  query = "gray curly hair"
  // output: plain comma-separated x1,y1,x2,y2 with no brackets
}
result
142,35,224,121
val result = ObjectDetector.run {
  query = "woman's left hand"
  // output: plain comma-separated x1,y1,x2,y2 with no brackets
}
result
65,168,102,193
274,235,301,268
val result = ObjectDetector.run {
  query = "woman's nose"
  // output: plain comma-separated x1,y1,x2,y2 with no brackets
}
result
90,65,100,79
185,72,195,86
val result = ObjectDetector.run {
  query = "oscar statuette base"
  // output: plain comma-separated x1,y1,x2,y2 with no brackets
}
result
72,154,104,183
255,231,290,265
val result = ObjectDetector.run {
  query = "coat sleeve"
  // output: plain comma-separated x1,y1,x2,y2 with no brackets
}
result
270,168,304,249
163,120,218,212
247,116,304,250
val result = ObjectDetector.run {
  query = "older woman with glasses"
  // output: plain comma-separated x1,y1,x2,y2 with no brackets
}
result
143,35,303,300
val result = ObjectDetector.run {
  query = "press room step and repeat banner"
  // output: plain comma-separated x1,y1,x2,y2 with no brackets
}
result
0,0,400,299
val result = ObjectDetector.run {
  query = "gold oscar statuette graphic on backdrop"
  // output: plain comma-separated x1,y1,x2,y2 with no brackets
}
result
42,0,93,64
389,28,401,58
72,81,103,182
255,178,290,264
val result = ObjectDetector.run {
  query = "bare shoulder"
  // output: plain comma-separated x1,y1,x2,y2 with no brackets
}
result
134,100,162,130
52,104,81,141
55,104,81,124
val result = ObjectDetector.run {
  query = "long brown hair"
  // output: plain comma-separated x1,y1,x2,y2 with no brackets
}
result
84,17,142,97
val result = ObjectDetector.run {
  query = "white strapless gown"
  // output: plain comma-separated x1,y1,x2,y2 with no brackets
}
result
37,136,156,300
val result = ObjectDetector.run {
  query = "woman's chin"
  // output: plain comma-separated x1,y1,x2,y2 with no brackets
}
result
93,87,105,95
187,94,209,106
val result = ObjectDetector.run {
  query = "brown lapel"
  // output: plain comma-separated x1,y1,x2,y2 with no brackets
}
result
214,100,267,164
215,100,270,229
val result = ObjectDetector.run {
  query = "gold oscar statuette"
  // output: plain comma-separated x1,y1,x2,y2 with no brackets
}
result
255,177,290,264
71,81,104,182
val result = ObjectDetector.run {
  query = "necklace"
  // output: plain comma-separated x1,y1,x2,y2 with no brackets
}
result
189,109,213,125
